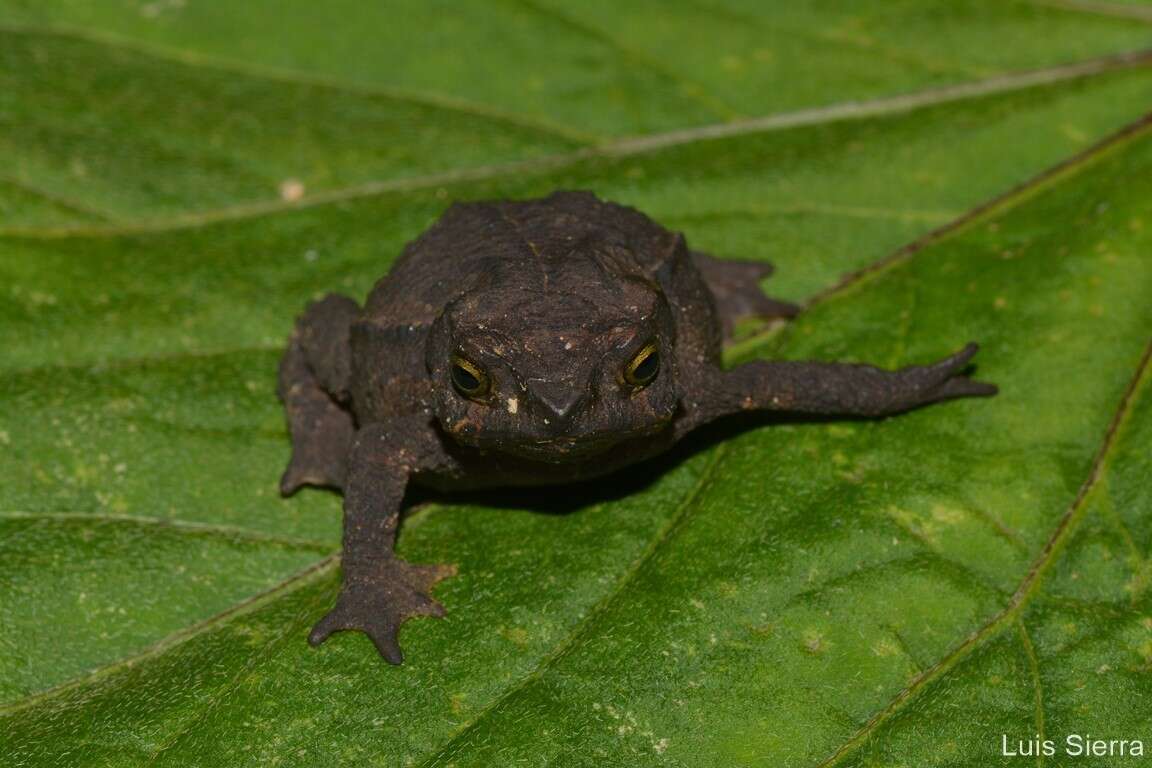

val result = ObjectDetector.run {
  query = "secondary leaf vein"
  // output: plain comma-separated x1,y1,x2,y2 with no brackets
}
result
811,338,1152,768
0,23,600,146
0,555,338,716
5,48,1150,240
1017,619,1047,768
415,446,728,767
0,510,334,552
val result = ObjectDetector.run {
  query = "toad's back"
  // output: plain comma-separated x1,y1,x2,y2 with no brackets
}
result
361,191,682,329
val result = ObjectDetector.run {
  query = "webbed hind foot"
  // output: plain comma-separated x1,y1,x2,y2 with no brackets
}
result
691,251,800,340
277,293,360,495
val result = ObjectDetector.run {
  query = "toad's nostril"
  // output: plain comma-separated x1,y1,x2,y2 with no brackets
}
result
529,381,585,422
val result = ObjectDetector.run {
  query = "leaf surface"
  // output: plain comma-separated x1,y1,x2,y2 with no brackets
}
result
1,3,1151,766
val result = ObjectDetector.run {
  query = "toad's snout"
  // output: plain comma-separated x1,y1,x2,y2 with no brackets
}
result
527,380,588,425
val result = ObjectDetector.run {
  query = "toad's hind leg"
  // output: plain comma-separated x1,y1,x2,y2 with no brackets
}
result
277,294,360,496
692,251,800,341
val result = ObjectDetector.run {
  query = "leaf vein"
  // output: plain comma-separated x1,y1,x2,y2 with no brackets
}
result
415,446,729,767
724,110,1152,362
0,173,115,221
663,203,960,226
0,510,334,552
0,555,338,716
5,49,1150,241
7,107,1144,382
811,337,1152,768
0,23,600,146
142,580,333,765
500,0,741,120
1017,619,1047,768
1030,0,1152,23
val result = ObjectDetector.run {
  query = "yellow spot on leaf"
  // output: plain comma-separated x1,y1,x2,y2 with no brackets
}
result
500,626,530,646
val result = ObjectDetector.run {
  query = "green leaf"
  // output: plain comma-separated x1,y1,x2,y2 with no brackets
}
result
2,2,1151,765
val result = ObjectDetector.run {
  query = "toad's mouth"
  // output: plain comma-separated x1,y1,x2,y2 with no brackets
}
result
493,422,671,463
505,435,621,461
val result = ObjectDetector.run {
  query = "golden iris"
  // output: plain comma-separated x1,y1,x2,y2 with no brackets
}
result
450,356,490,398
624,342,660,387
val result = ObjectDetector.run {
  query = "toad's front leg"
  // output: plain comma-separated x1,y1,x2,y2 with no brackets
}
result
681,343,996,433
309,418,457,664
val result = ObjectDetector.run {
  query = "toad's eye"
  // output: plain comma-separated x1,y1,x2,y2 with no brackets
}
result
623,342,660,388
450,356,490,399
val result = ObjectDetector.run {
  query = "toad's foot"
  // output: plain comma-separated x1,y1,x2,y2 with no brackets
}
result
279,409,352,496
309,559,457,664
907,343,998,406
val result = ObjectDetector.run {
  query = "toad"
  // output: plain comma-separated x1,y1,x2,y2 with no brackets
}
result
278,191,995,663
